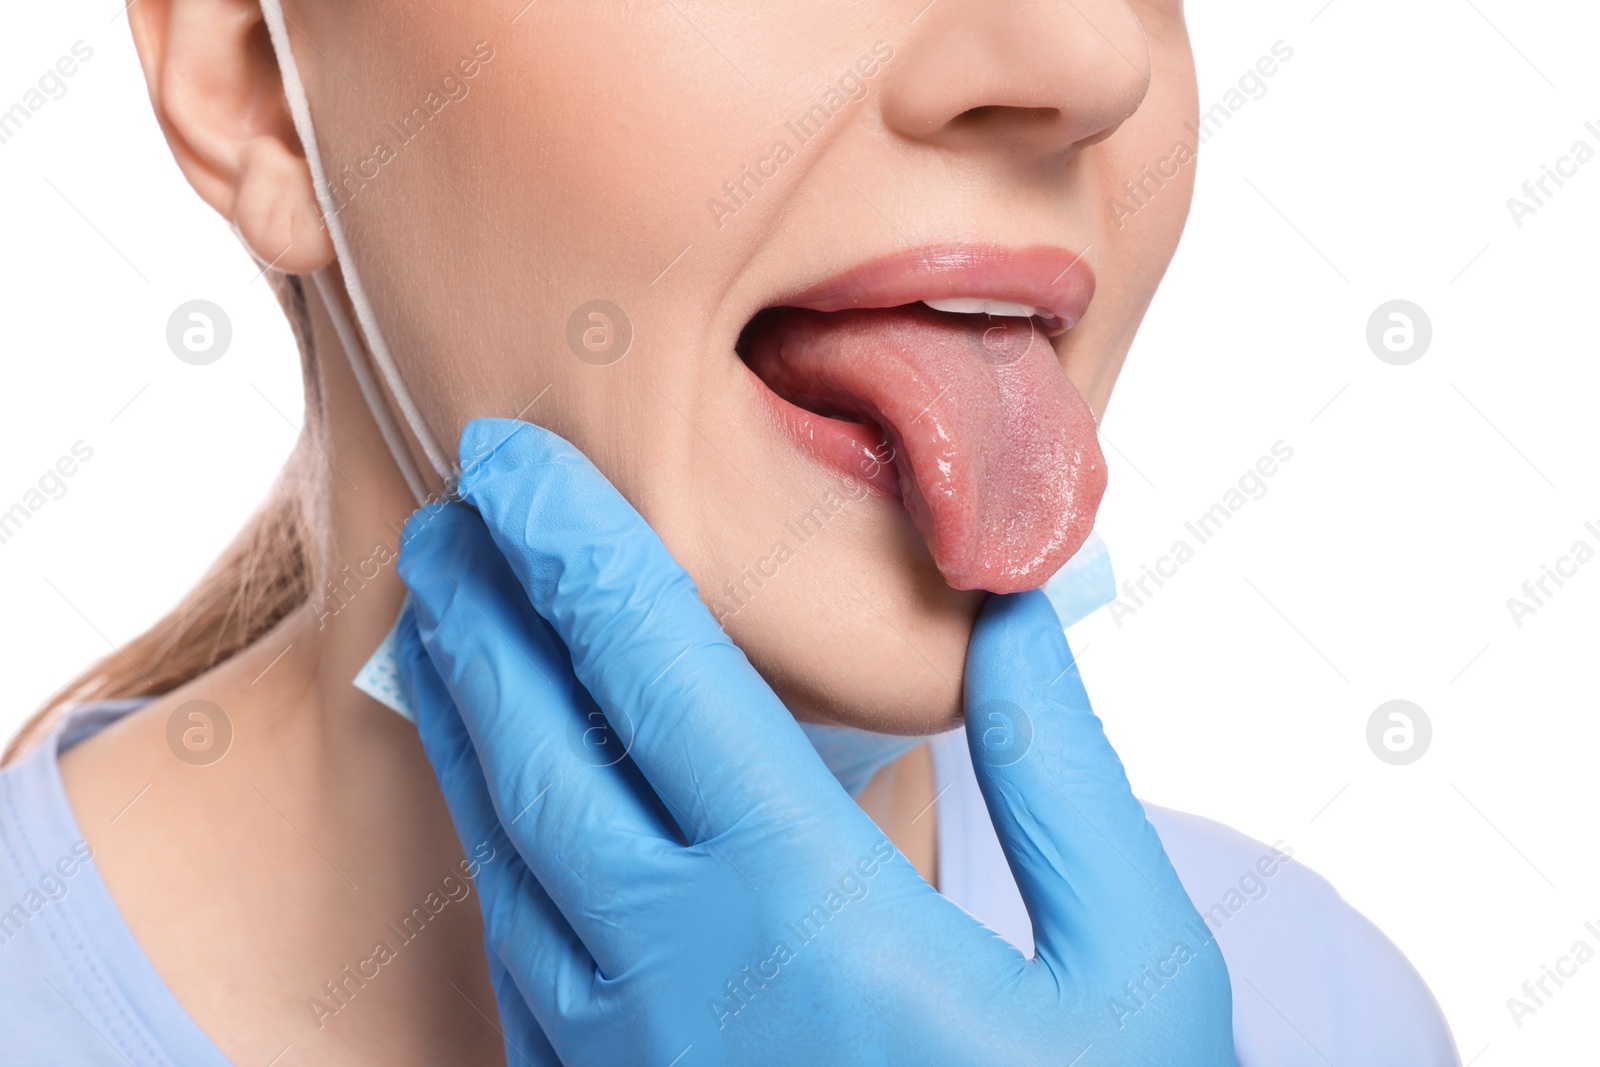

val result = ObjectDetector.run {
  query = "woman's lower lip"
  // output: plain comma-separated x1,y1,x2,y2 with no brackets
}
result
744,364,902,499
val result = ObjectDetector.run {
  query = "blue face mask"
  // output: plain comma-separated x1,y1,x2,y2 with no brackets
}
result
354,529,1115,796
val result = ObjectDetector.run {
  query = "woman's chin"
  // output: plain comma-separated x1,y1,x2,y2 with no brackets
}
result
748,611,973,739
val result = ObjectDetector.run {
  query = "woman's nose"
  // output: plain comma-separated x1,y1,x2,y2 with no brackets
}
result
879,0,1152,161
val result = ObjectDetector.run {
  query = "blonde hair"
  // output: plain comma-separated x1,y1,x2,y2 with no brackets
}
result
2,275,323,763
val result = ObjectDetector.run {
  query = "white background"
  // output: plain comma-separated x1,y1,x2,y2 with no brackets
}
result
2,1,1596,1062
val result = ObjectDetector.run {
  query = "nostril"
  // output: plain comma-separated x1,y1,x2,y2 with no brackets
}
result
950,105,1060,129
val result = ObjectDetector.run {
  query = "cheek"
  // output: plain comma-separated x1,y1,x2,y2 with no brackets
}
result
1060,29,1197,412
1095,40,1198,266
322,5,866,467
420,5,868,293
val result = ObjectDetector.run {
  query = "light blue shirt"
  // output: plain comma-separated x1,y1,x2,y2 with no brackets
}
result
928,730,1460,1066
0,702,1458,1064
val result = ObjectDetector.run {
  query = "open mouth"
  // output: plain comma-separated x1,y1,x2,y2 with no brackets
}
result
736,246,1107,595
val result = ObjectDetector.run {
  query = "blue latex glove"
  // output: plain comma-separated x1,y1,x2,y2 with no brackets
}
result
395,418,1234,1067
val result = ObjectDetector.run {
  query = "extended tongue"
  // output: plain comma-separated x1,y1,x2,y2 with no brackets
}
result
743,304,1106,593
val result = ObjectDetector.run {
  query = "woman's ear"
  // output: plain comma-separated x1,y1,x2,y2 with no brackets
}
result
129,0,335,273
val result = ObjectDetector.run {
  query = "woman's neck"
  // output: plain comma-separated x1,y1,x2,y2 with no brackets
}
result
57,287,507,1065
57,282,940,1064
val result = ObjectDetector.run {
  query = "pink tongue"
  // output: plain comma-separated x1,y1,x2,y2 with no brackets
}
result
744,304,1106,593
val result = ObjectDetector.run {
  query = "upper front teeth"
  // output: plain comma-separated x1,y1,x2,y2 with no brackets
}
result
923,297,1040,318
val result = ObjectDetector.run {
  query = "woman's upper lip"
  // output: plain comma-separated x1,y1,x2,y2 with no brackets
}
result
767,244,1096,337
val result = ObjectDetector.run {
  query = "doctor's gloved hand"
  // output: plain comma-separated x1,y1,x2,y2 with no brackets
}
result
394,418,1234,1067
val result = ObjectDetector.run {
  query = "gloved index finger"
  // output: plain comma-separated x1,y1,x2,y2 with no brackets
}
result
452,418,855,844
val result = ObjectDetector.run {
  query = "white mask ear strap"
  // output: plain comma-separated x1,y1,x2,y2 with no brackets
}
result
311,271,430,503
258,0,456,503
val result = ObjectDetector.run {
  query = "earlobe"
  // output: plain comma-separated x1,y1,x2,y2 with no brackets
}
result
128,0,334,273
234,134,333,272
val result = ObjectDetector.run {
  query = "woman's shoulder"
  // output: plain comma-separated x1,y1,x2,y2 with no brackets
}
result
0,700,229,1065
1143,803,1462,1067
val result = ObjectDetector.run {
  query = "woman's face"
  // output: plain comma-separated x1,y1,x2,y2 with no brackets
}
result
293,0,1197,733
